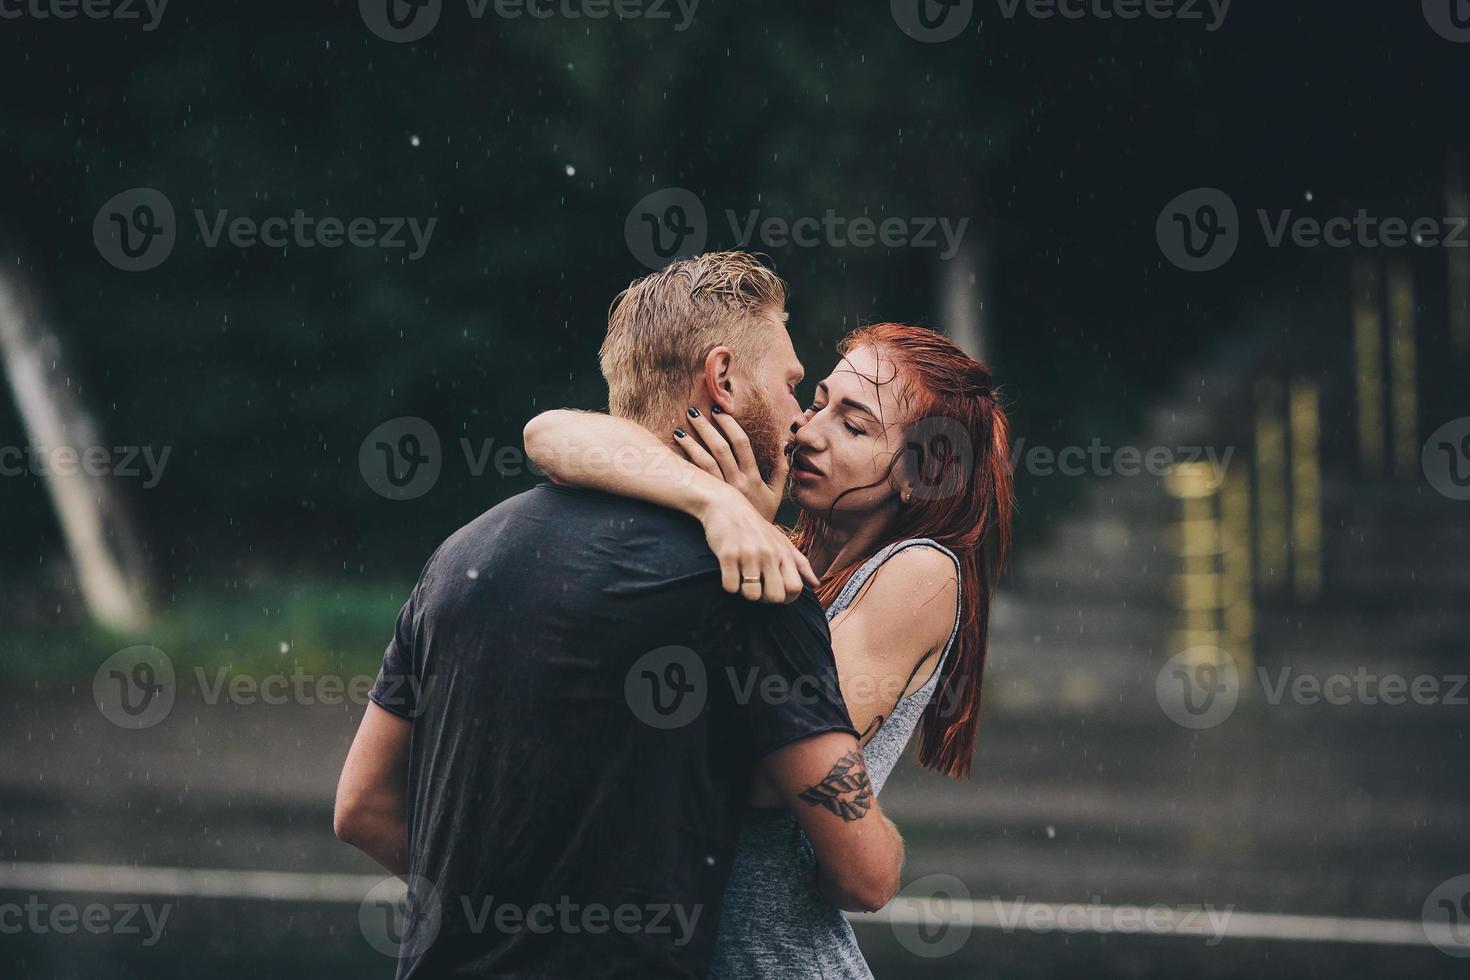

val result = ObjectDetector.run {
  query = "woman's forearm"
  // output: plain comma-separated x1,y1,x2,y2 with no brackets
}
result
523,409,737,520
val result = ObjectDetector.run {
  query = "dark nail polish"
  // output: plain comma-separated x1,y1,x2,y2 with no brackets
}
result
674,427,687,438
710,404,723,415
687,407,700,418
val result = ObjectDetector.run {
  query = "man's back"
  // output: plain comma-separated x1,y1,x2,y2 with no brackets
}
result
369,483,854,978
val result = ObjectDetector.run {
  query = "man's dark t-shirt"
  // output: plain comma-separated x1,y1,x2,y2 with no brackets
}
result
369,483,856,979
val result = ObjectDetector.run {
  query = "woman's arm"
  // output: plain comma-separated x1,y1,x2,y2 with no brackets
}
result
523,409,817,602
827,547,960,745
525,409,726,518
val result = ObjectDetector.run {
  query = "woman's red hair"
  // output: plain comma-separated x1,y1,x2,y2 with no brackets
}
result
790,323,1013,779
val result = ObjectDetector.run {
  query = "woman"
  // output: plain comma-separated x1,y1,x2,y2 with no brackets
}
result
524,322,1013,978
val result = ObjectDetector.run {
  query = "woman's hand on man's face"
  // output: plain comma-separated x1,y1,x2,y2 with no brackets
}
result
674,405,787,522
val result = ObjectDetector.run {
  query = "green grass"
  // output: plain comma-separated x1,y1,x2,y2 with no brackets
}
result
4,580,412,688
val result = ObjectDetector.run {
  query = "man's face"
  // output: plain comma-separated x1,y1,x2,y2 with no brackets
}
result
733,314,807,483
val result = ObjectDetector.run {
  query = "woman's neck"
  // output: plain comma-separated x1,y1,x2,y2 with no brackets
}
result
809,507,900,579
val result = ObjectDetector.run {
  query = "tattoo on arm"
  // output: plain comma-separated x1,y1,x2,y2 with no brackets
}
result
797,750,874,822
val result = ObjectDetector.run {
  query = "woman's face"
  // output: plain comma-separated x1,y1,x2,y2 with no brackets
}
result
789,344,912,517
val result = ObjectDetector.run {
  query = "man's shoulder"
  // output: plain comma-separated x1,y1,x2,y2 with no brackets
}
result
436,483,715,575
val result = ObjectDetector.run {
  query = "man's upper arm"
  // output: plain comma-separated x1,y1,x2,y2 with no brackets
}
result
339,700,413,810
731,587,858,758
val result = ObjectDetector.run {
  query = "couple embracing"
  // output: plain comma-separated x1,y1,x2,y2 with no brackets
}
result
335,250,1013,978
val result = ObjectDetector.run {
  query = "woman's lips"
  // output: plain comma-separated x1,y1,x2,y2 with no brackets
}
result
791,455,824,483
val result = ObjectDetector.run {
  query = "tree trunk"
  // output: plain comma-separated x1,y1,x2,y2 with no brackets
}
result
0,267,151,631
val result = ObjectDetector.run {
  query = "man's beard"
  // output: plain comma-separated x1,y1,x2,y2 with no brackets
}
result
737,384,787,485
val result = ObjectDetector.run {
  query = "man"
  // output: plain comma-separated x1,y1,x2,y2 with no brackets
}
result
334,252,904,978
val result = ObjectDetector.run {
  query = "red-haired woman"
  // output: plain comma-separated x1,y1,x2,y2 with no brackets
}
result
525,323,1013,979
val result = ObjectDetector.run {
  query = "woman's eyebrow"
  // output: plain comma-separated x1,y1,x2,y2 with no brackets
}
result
815,381,878,419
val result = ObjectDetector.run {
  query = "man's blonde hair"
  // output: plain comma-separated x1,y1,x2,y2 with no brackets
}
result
600,252,788,430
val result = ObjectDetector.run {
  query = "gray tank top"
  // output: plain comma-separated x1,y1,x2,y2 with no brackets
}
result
709,538,964,980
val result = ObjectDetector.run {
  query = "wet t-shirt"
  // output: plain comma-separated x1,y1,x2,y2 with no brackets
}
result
370,482,855,979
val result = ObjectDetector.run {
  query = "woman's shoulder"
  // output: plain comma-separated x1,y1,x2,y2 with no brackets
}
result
840,541,960,647
873,539,961,591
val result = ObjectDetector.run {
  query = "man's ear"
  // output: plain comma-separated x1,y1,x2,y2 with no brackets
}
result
701,345,739,414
